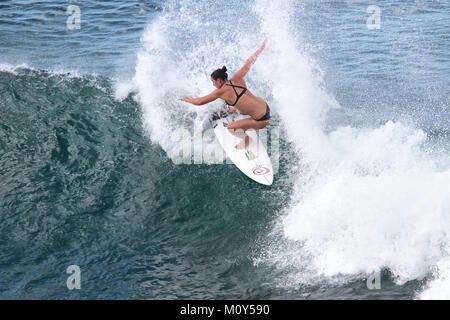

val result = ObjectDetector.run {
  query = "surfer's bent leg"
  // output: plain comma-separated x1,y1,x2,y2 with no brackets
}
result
227,128,252,149
226,118,270,149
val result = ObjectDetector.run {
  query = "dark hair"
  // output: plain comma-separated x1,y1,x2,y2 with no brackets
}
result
211,66,228,80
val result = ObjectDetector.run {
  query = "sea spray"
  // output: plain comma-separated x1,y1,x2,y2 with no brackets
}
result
252,0,450,293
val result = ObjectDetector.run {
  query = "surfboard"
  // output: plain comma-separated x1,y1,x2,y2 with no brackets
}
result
210,106,273,185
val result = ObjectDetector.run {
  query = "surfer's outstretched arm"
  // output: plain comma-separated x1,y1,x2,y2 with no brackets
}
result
233,39,266,79
180,88,222,105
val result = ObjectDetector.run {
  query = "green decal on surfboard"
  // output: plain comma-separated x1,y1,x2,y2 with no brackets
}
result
245,150,257,161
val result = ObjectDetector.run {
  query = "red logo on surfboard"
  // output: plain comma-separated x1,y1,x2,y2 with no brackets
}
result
252,166,270,175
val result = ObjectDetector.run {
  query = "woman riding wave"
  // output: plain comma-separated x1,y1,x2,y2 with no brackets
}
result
181,40,270,149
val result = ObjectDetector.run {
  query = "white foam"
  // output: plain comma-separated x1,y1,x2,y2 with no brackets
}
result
251,0,450,293
129,17,197,152
0,62,85,79
113,79,136,101
418,255,450,299
0,63,33,74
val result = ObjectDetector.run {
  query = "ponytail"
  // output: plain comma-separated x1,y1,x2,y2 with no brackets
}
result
211,66,228,80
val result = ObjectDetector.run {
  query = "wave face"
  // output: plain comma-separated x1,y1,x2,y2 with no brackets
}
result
0,66,291,300
1,0,449,299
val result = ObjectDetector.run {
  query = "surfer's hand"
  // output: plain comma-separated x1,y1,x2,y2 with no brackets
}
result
260,39,266,50
228,106,237,113
250,39,267,64
180,96,190,103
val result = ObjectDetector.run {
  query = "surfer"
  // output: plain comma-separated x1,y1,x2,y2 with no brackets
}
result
181,39,270,149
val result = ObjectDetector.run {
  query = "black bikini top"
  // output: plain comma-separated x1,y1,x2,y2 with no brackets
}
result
225,80,247,106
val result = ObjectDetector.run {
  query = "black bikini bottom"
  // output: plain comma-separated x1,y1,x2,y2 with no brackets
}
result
255,103,270,121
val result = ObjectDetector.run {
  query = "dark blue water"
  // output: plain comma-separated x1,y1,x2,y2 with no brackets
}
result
1,0,449,299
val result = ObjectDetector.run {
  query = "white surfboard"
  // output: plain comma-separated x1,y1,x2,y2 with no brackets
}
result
210,106,273,185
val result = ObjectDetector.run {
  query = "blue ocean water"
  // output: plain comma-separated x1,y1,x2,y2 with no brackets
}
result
0,0,449,299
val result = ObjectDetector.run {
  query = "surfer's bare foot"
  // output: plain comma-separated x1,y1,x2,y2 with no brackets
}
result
235,136,251,149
